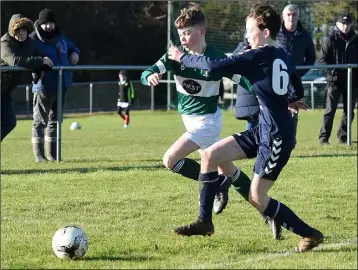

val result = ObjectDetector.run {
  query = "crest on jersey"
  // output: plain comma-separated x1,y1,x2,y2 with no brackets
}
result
202,70,209,79
182,79,202,94
181,65,185,70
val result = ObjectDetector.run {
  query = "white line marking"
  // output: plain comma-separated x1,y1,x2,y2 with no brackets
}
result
186,239,357,269
245,239,357,263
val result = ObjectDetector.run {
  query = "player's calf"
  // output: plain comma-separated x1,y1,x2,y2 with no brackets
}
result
168,158,200,181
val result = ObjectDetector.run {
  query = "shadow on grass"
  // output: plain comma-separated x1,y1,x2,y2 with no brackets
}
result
83,254,161,262
66,158,163,163
294,153,357,158
1,165,164,175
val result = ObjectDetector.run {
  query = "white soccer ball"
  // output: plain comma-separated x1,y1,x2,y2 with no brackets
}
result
70,122,81,131
52,226,88,260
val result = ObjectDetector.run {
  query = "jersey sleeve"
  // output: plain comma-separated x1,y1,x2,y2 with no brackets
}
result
179,50,256,78
140,53,172,86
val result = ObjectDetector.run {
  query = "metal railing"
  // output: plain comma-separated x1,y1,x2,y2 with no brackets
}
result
1,63,357,162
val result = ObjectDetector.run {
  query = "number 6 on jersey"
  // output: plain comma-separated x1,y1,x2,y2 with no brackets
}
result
272,58,289,95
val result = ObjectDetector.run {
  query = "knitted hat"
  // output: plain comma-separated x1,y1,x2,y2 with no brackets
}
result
337,13,352,24
38,8,56,25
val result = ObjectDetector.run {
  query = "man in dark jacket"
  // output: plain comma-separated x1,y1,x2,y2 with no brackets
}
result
30,8,80,162
1,14,53,142
276,4,316,77
318,14,358,145
276,4,316,139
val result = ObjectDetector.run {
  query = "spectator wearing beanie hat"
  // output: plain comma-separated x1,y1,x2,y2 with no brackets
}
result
29,8,80,163
38,8,56,25
318,12,358,145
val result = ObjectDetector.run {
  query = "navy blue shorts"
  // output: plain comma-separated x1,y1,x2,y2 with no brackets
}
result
232,127,295,181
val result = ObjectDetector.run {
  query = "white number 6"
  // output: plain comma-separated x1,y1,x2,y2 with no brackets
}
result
272,59,289,95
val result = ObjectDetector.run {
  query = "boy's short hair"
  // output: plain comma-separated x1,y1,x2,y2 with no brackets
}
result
174,4,206,29
247,4,281,40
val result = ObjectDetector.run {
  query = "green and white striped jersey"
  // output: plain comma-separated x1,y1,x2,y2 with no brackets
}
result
141,45,250,115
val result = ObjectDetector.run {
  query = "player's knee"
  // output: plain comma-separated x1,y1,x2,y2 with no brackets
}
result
162,152,177,170
201,148,217,165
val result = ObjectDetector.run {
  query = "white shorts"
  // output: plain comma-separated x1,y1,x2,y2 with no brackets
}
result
117,102,129,108
181,107,222,149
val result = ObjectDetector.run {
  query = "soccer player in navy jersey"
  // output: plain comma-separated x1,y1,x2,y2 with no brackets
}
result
168,4,323,252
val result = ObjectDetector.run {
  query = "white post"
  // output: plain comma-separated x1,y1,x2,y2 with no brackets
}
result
151,85,154,110
230,83,234,111
26,85,30,118
310,82,314,110
167,1,173,111
347,67,352,146
89,83,93,116
56,69,63,162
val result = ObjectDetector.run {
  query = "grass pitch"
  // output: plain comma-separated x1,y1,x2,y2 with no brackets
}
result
1,110,357,269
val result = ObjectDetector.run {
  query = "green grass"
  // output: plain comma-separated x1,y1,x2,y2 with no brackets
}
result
1,109,357,269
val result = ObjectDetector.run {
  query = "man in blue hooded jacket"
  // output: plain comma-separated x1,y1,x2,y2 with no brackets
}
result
30,8,80,162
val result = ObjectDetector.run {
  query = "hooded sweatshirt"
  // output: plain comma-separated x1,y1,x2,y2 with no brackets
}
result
1,14,44,95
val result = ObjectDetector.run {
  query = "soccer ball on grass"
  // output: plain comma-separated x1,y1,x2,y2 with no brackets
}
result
70,122,81,131
52,226,88,260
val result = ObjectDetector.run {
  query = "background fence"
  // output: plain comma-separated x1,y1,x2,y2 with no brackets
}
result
11,79,331,118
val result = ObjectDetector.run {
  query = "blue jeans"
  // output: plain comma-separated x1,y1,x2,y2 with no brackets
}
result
1,94,17,141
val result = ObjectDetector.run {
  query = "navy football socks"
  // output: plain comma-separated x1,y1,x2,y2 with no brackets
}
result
263,198,315,237
198,171,222,222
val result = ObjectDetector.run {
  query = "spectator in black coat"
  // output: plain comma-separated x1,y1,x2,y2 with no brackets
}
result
318,13,358,145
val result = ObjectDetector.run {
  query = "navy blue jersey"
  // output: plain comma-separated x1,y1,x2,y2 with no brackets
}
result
180,45,297,139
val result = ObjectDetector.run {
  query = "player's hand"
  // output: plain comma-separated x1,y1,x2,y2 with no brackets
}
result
147,73,162,86
43,57,53,67
69,52,79,65
288,100,309,113
168,45,183,62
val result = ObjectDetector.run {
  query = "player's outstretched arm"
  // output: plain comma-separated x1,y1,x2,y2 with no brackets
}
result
168,45,253,77
140,53,171,86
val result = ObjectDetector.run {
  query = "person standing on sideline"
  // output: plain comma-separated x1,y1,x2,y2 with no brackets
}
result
117,70,135,128
30,8,80,163
233,38,259,130
1,14,53,142
276,4,316,137
318,13,358,145
276,4,316,77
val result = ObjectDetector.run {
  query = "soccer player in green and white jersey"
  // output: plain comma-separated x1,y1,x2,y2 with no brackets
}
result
141,4,277,236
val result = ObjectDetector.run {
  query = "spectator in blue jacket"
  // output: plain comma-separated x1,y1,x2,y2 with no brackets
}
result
30,8,80,163
233,38,259,130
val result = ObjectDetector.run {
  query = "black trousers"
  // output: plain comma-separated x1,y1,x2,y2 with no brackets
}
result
319,82,357,142
1,94,17,141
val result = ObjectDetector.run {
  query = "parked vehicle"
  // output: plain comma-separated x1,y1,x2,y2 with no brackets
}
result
302,69,327,108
